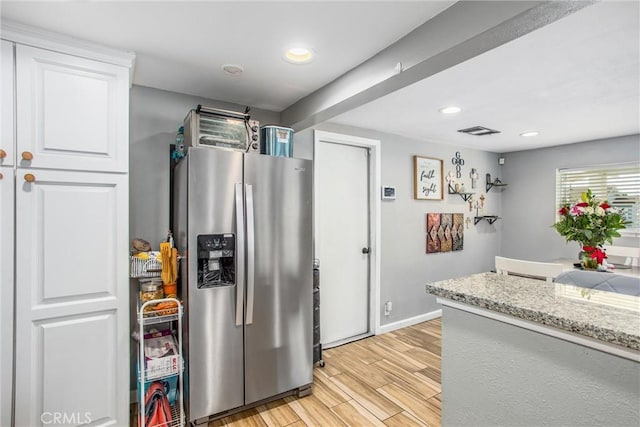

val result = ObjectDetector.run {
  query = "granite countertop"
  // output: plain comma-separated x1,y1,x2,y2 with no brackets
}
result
425,272,640,351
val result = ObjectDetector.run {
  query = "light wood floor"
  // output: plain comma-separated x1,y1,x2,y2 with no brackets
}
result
209,318,442,427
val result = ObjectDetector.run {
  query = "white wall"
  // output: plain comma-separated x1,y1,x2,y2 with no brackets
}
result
501,134,640,261
296,123,503,326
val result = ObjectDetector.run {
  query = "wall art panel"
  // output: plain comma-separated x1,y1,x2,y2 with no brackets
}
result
426,213,464,253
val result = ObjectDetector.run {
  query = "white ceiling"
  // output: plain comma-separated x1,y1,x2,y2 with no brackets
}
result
330,1,640,152
0,1,454,112
1,1,638,152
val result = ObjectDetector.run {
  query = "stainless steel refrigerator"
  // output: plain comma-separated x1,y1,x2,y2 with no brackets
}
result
173,146,313,424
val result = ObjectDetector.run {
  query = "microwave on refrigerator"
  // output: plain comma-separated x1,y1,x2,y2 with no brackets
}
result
184,105,260,152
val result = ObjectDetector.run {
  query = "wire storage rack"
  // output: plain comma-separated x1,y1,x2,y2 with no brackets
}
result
137,298,184,427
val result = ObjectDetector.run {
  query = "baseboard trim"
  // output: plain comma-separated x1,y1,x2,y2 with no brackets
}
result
378,309,442,334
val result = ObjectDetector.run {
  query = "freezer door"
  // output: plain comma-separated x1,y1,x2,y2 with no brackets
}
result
182,147,245,420
244,154,314,404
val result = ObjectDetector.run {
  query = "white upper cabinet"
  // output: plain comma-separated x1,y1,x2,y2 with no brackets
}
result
1,40,15,167
16,44,129,172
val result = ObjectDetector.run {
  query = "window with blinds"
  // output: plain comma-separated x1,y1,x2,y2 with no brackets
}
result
556,163,640,233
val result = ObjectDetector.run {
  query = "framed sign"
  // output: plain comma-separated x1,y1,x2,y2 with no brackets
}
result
413,156,443,200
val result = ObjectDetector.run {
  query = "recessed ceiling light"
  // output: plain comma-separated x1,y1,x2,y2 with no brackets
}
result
520,131,539,137
439,106,462,114
222,64,244,76
284,47,314,64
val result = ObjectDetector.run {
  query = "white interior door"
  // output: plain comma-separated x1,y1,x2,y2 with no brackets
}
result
317,141,370,347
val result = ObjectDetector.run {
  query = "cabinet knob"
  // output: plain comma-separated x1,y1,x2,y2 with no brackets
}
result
0,149,6,159
22,151,33,161
24,173,36,183
0,172,3,180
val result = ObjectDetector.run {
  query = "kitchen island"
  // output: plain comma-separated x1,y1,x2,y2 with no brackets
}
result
426,272,640,427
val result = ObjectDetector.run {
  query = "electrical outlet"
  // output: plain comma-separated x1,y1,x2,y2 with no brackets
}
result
384,301,393,316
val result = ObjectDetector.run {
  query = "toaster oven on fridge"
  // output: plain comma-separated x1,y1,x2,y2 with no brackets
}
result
184,105,260,152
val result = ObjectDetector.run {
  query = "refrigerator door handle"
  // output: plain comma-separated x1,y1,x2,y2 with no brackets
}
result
235,183,245,326
245,183,255,325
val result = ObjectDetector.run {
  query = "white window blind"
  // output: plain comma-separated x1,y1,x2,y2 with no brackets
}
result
556,163,640,233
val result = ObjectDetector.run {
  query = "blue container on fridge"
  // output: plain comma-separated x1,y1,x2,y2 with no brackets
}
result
260,125,294,157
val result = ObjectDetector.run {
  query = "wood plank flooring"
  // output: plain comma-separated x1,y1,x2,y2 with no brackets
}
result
210,319,442,427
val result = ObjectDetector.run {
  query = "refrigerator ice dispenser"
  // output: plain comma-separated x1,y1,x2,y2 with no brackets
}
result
197,234,235,288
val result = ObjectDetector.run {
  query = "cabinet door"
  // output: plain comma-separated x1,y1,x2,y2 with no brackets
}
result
14,169,128,426
0,166,14,427
1,40,14,167
16,45,128,172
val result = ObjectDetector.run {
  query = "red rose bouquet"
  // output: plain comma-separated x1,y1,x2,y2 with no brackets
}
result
553,189,627,268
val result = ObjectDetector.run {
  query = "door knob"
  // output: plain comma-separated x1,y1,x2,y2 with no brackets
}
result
24,173,36,183
0,149,6,159
362,247,370,254
22,151,33,161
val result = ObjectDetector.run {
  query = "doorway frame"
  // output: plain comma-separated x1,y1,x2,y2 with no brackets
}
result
313,130,381,337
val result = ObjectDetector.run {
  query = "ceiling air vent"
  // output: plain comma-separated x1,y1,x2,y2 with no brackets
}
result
457,126,501,136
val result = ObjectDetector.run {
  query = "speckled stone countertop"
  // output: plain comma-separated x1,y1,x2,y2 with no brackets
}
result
426,272,640,351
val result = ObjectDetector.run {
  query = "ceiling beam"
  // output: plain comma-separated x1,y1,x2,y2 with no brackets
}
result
281,0,596,131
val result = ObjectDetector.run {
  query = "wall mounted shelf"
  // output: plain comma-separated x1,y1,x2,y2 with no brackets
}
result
474,215,500,225
486,173,507,193
447,184,474,201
